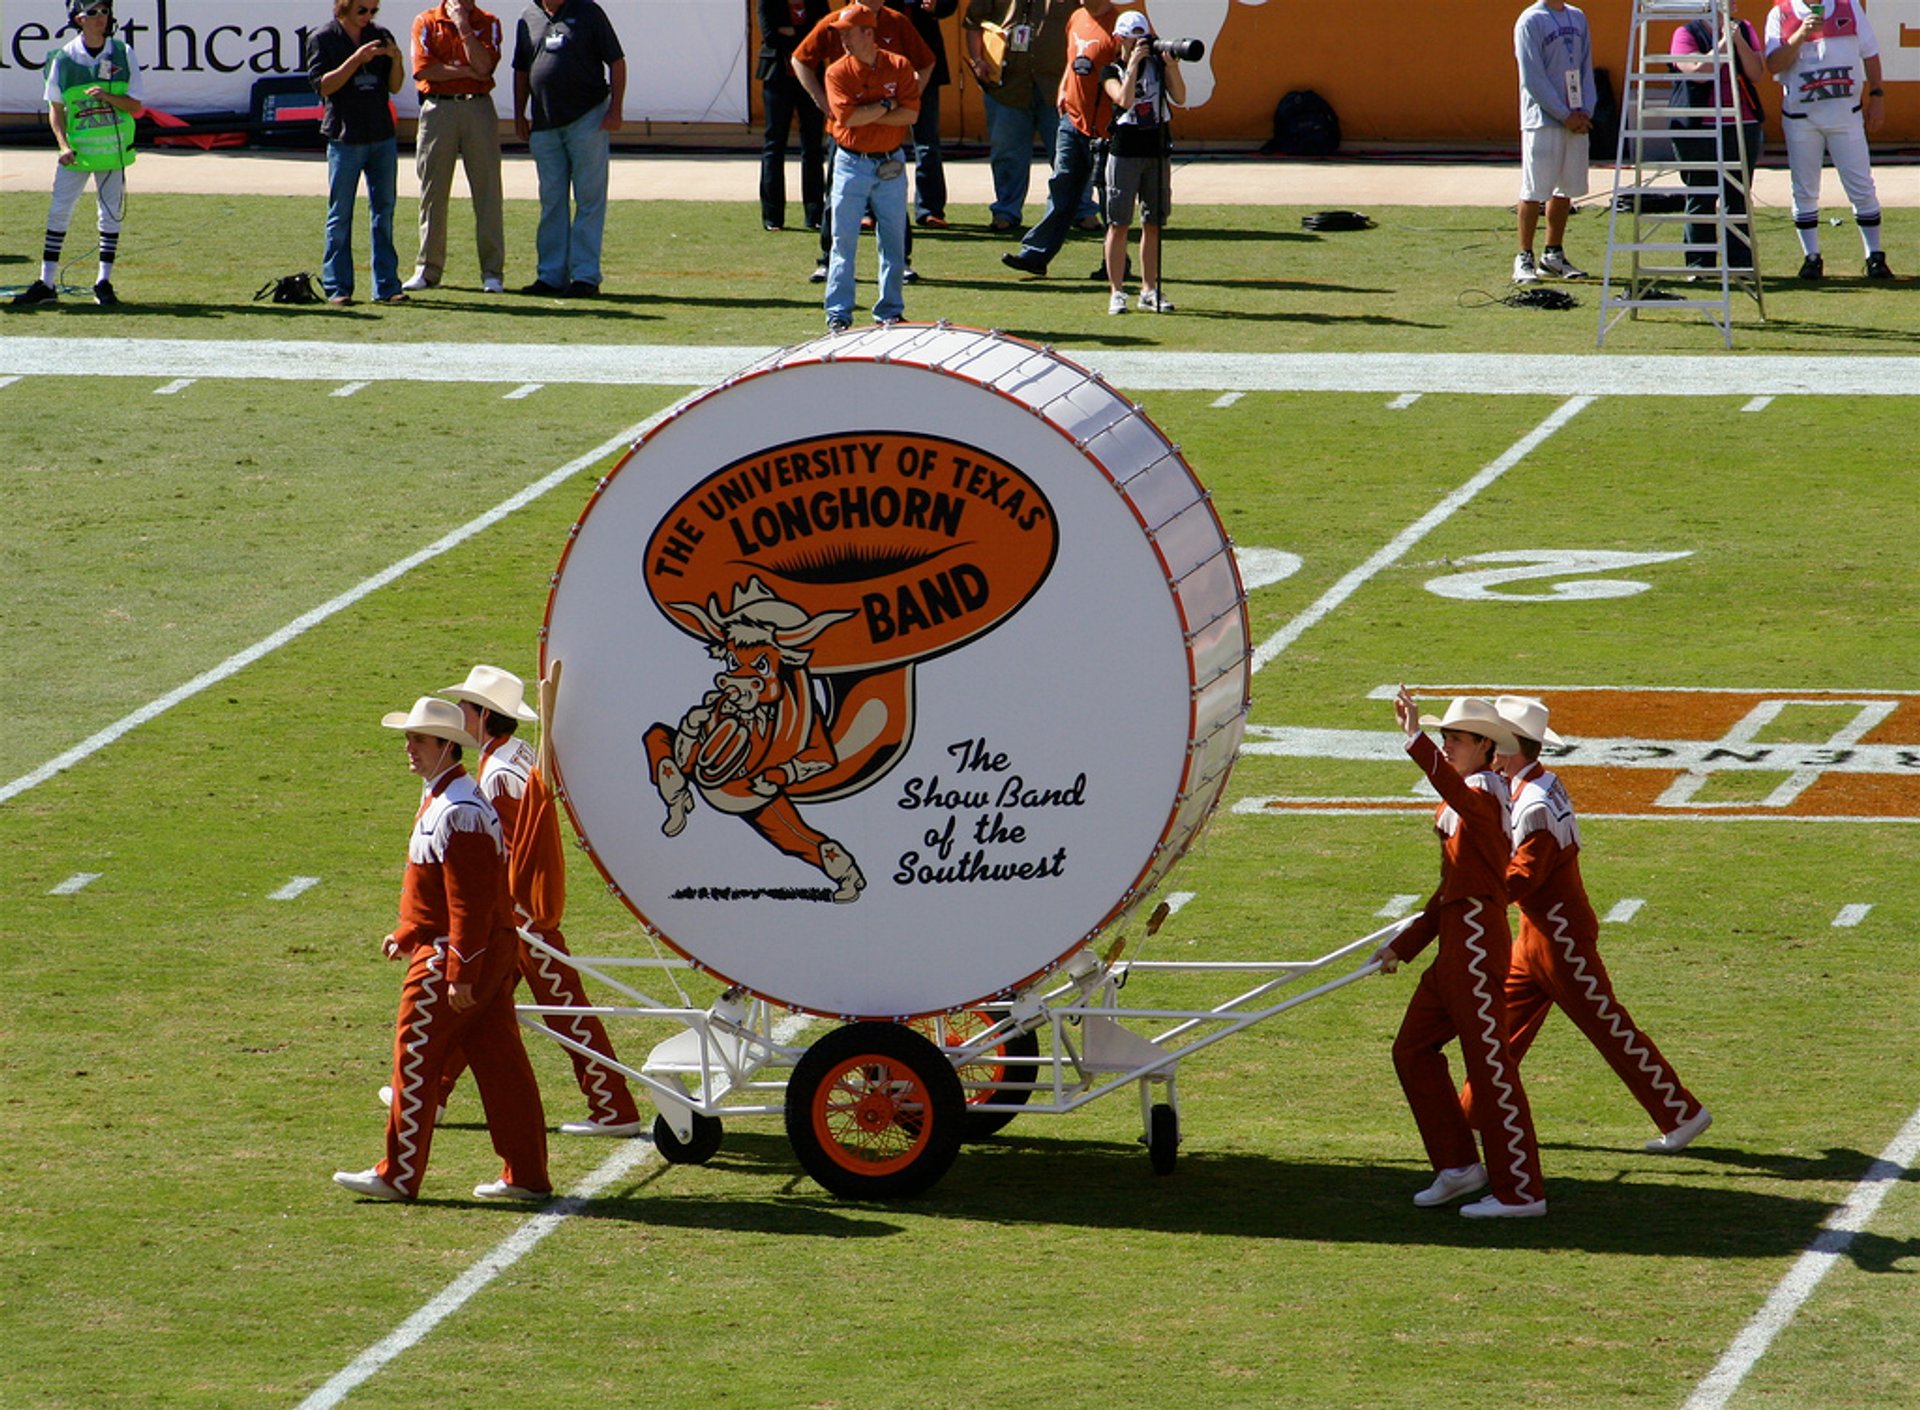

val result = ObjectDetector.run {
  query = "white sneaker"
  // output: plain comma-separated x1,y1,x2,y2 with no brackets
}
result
378,1083,445,1127
481,276,505,294
559,1117,646,1138
1538,248,1588,280
1512,252,1541,285
1138,287,1175,313
1412,1162,1488,1207
1645,1106,1712,1154
333,1167,409,1201
1107,289,1129,315
473,1179,552,1202
1460,1194,1547,1219
401,270,434,292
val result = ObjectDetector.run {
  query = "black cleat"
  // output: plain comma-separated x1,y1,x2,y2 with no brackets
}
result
563,280,599,297
1796,253,1824,280
10,280,58,306
901,266,920,285
519,278,566,296
1001,250,1048,276
1865,251,1893,279
93,280,119,305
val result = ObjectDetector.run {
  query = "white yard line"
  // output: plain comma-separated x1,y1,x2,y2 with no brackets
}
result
503,383,544,400
5,340,1920,395
269,877,323,902
1832,903,1872,928
1741,396,1773,413
1604,897,1646,923
1387,393,1422,409
1377,894,1422,918
1683,1106,1920,1410
154,378,194,395
1250,396,1593,674
0,413,669,807
329,382,370,398
48,872,102,895
1210,392,1244,408
295,1013,813,1410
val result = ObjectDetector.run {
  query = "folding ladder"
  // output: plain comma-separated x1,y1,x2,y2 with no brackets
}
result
1598,0,1765,347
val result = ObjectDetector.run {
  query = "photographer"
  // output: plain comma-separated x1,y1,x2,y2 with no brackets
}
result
1100,10,1184,314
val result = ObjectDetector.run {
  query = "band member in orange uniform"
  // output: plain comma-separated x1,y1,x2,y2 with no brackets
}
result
1469,695,1710,1154
334,697,550,1203
438,665,645,1136
1373,690,1546,1218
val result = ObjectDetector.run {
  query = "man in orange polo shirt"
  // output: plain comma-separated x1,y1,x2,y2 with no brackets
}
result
792,0,932,285
407,0,506,293
820,6,919,331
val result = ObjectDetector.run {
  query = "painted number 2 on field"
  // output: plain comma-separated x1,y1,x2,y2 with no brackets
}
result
1424,549,1694,602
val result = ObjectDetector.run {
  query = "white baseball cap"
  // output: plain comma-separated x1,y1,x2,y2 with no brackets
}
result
1115,11,1151,38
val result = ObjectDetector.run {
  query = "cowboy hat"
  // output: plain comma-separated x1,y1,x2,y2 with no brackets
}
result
1417,696,1519,754
1494,695,1566,747
440,664,539,722
380,696,482,749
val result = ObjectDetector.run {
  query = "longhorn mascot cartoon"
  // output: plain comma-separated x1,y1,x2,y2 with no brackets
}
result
643,578,869,902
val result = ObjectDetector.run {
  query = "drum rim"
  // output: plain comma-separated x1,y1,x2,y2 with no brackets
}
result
540,323,1251,1021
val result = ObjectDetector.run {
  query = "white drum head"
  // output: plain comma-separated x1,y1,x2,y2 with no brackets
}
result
544,326,1248,1019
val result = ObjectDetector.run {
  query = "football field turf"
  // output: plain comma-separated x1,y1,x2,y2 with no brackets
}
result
3,189,1919,1410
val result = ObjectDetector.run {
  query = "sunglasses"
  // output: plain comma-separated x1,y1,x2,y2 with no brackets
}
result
79,4,112,16
353,3,379,13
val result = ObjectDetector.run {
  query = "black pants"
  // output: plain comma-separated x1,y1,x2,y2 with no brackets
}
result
761,71,826,229
1675,122,1763,271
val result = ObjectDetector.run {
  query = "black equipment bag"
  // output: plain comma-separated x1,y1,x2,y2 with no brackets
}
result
1261,90,1340,157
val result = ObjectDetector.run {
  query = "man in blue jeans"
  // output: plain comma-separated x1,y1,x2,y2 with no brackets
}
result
307,0,409,306
512,0,625,297
1002,0,1117,276
822,6,919,332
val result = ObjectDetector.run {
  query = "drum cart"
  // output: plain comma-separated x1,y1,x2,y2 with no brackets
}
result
516,913,1405,1198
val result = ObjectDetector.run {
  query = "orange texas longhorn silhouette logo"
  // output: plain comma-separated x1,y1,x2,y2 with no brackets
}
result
639,431,1059,902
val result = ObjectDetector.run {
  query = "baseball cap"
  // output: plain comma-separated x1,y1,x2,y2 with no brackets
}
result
1114,11,1151,38
831,5,879,28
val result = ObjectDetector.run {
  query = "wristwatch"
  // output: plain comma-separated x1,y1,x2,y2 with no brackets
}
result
879,97,895,111
1868,87,1884,96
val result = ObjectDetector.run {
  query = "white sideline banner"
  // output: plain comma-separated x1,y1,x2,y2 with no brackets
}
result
0,0,748,123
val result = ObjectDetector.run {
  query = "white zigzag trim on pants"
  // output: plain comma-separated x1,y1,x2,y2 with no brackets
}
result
529,942,625,1123
1462,899,1537,1204
1547,902,1691,1126
390,958,443,1195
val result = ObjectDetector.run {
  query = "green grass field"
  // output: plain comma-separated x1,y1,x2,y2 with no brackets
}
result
3,178,1918,1409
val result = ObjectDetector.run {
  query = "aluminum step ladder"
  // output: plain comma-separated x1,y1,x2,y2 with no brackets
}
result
1598,0,1765,347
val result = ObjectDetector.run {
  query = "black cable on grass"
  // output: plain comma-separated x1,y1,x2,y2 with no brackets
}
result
1457,286,1580,310
1301,210,1375,232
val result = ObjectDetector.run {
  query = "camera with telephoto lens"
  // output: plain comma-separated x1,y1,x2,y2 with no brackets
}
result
1149,36,1205,61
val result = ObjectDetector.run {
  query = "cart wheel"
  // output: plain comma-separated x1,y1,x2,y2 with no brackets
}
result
652,1111,724,1165
913,1011,1040,1141
1147,1102,1179,1176
785,1022,965,1199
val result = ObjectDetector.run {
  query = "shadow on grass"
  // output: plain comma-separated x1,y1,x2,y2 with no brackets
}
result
576,1129,1920,1267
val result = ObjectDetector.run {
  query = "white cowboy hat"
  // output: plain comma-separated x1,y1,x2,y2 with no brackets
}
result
1417,696,1519,754
380,696,482,749
1494,694,1565,747
440,664,539,722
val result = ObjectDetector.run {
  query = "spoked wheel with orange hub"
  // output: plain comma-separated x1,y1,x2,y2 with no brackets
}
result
784,1022,965,1199
911,1010,1041,1141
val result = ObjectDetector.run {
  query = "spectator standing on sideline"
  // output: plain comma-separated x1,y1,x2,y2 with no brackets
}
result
963,0,1081,231
1000,0,1118,278
1372,691,1547,1220
513,0,626,298
1098,9,1181,314
758,0,831,231
821,5,919,331
889,0,958,226
307,0,408,307
1512,0,1593,286
10,0,145,309
1765,0,1891,279
1670,0,1766,275
407,0,506,293
793,0,933,284
1458,696,1712,1155
332,698,551,1205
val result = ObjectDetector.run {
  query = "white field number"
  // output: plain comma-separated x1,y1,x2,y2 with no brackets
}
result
1424,548,1694,602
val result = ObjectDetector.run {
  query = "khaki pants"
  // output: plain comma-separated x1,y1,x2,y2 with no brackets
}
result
414,94,504,284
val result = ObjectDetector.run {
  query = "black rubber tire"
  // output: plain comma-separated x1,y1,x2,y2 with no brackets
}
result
784,1022,965,1199
1147,1101,1179,1176
958,1026,1041,1141
652,1110,725,1165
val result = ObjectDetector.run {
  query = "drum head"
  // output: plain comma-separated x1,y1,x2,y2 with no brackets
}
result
544,326,1248,1019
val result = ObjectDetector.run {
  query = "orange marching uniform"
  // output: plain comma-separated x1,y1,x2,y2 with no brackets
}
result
380,761,550,1198
438,666,643,1134
1385,729,1546,1212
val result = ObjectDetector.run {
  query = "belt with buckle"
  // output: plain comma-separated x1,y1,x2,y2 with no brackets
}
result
426,91,485,100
